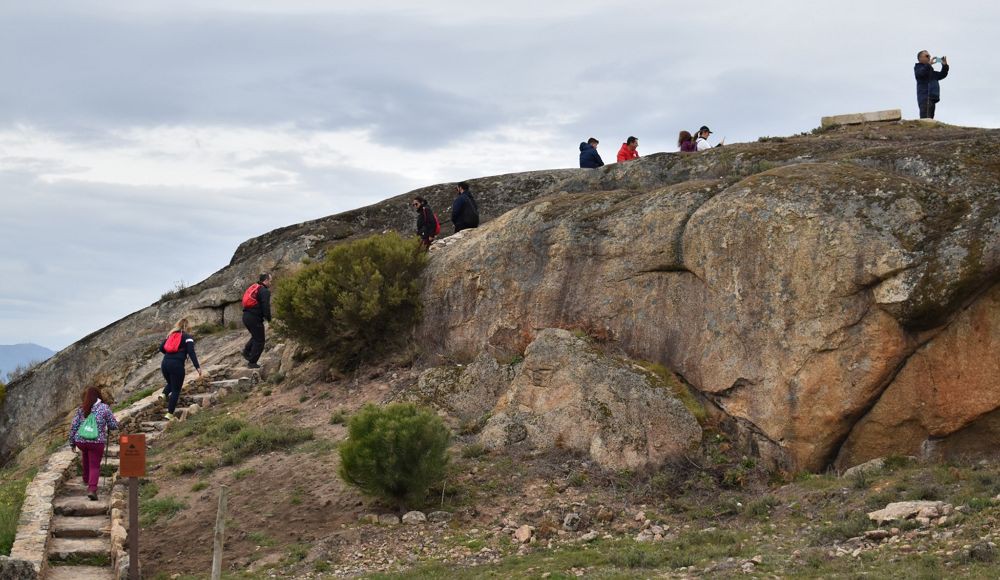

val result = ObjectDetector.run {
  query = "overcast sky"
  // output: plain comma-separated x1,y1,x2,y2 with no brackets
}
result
1,0,997,351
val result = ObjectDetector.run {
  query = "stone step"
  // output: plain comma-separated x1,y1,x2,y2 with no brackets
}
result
47,537,110,560
140,421,169,432
53,496,110,517
51,516,110,538
45,565,115,580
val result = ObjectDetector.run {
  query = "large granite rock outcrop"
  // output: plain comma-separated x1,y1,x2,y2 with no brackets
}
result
478,329,702,470
418,123,1000,471
4,122,999,473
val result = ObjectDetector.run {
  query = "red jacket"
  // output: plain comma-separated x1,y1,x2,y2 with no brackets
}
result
617,143,639,163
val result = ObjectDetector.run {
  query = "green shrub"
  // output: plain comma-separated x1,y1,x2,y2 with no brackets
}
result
329,409,350,425
338,403,450,508
273,232,428,371
0,381,6,407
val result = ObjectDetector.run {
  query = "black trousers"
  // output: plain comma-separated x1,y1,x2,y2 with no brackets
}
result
242,311,266,364
918,97,936,119
161,359,185,414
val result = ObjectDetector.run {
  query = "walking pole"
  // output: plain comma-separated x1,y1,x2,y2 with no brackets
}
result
100,437,110,493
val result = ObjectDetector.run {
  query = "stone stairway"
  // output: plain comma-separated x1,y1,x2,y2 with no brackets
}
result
43,445,119,580
5,363,259,579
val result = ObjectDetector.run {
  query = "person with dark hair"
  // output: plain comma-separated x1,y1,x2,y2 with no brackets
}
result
617,136,640,163
412,196,439,248
159,317,203,421
241,273,272,369
915,50,949,119
450,182,480,233
696,126,722,151
68,385,119,500
579,137,604,168
678,130,697,153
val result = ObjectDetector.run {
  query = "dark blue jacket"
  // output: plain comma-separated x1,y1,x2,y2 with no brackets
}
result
451,191,479,232
915,63,949,102
579,142,604,168
160,332,200,369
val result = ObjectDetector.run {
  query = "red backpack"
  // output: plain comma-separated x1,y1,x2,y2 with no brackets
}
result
163,331,182,354
433,212,441,237
242,283,261,308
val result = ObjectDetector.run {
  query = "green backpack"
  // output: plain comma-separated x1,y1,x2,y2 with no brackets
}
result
78,411,100,441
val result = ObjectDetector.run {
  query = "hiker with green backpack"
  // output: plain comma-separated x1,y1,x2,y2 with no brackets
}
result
68,385,119,500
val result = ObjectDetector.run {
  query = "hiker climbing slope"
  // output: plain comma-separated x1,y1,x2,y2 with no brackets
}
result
242,273,272,369
68,385,119,500
159,317,203,420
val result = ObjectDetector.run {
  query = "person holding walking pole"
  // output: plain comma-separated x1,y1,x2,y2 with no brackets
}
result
68,385,119,500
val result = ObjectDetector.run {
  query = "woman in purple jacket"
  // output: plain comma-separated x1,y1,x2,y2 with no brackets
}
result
68,385,119,500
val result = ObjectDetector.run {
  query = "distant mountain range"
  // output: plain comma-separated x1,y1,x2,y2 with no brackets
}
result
0,343,55,381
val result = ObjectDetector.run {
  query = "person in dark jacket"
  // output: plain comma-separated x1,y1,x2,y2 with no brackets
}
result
412,196,437,248
242,273,272,369
915,50,949,119
450,182,479,233
158,318,202,421
579,137,604,168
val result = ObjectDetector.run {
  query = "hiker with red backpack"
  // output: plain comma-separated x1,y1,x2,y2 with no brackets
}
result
68,385,119,500
158,317,202,421
241,273,272,369
412,196,440,249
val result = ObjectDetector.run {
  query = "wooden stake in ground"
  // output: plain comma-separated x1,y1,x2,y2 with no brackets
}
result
211,485,229,580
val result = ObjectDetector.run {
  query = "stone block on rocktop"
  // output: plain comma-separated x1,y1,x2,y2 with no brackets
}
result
820,109,901,128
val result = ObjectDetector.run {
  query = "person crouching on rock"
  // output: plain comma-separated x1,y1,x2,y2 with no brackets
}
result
678,130,697,152
241,273,272,369
412,196,439,249
159,317,203,421
617,136,640,163
579,137,604,168
450,182,480,233
69,385,119,500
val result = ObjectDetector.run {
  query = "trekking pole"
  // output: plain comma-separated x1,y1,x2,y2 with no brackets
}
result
100,427,115,495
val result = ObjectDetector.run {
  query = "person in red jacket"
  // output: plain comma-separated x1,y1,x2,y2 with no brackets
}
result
617,136,639,163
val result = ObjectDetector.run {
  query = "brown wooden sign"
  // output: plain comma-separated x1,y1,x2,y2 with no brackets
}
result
119,434,146,478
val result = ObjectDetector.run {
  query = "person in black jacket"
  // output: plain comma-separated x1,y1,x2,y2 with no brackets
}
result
579,137,604,168
915,50,949,119
450,182,480,233
241,273,272,369
158,318,202,421
412,196,437,249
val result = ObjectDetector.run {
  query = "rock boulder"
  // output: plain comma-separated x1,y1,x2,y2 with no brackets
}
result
478,329,701,470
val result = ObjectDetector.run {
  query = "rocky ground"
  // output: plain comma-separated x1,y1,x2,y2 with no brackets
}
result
123,334,999,579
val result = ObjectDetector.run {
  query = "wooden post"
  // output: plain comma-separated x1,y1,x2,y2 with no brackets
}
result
128,477,139,580
211,485,228,580
121,434,146,580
